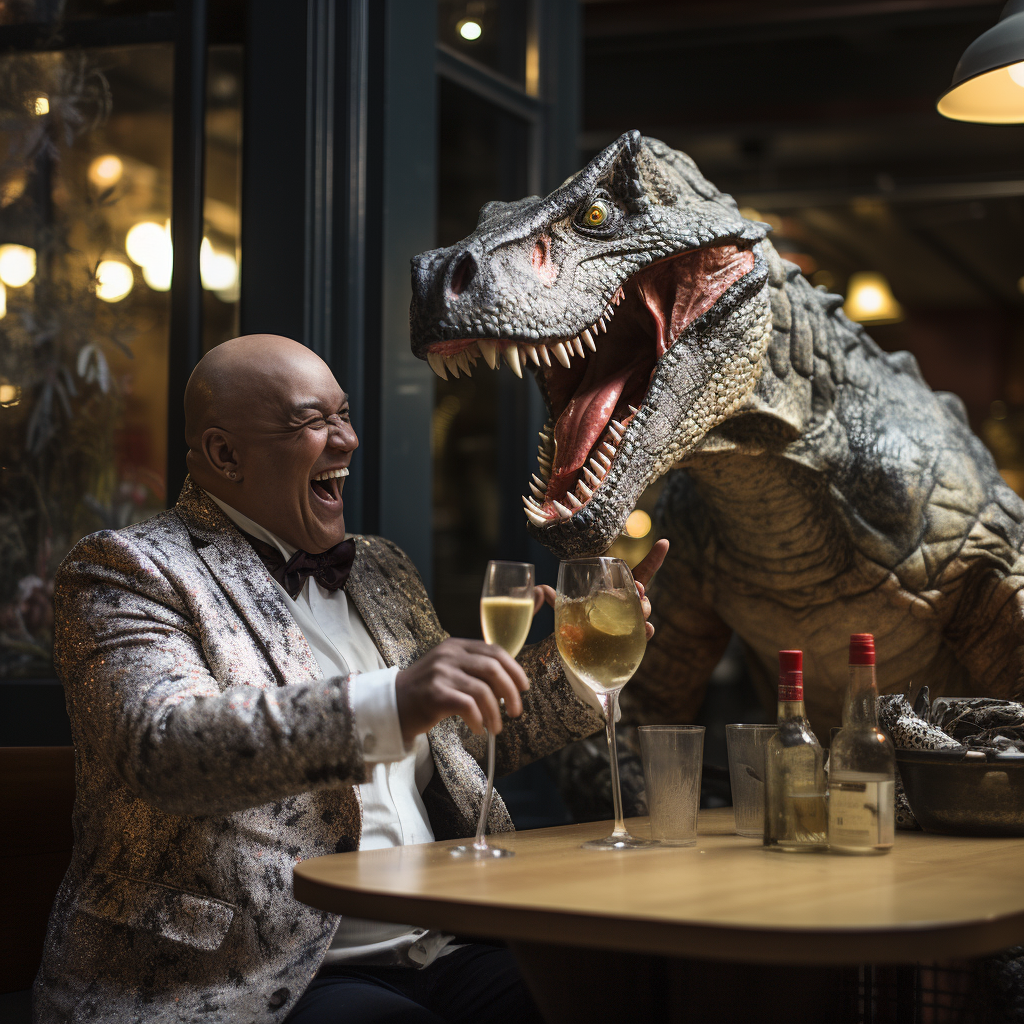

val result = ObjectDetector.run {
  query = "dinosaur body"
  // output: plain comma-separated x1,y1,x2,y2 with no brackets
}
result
410,131,1024,735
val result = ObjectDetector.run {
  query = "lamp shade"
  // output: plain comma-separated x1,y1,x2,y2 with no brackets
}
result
938,0,1024,122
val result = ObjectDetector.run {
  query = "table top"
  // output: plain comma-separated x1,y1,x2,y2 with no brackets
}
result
293,808,1024,964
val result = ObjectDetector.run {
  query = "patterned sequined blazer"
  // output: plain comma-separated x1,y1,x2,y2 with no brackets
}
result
33,478,603,1023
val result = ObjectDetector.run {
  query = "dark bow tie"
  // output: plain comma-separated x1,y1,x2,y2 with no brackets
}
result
240,530,355,599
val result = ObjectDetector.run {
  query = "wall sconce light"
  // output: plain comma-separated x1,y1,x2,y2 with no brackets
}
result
938,0,1024,122
843,272,904,325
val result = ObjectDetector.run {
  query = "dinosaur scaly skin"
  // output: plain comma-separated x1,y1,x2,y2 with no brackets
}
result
410,130,1024,735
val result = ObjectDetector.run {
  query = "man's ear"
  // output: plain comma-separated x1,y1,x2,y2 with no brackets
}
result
201,428,242,482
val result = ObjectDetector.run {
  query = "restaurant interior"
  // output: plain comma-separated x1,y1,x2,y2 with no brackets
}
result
3,0,1024,1020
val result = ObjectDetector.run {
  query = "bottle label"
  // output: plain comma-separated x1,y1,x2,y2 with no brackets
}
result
778,682,802,701
828,772,894,849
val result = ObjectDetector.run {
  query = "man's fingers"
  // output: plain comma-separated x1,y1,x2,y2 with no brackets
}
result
440,688,486,735
457,653,524,716
449,671,505,733
645,622,655,640
632,538,669,588
459,640,530,693
533,584,556,614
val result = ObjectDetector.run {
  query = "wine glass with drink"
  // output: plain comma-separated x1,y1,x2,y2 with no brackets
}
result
555,557,653,850
449,560,535,859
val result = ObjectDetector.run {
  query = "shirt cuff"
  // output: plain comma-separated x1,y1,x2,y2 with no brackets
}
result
348,667,407,763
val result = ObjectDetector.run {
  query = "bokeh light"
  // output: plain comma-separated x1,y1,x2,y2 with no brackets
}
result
623,509,652,539
0,244,36,287
457,19,482,40
96,259,134,302
32,95,49,116
89,154,124,189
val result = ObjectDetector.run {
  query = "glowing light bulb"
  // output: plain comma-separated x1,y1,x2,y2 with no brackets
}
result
1009,62,1024,88
0,282,6,319
0,379,20,407
89,154,124,189
200,237,238,292
142,260,172,291
0,244,36,287
32,95,49,116
126,221,172,268
843,271,903,324
96,260,134,302
623,509,652,539
457,19,482,40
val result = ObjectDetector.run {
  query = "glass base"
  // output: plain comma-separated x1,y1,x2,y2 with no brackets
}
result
448,843,515,859
581,833,656,851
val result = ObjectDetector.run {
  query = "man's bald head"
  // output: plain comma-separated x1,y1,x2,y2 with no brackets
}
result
183,334,358,552
184,334,330,450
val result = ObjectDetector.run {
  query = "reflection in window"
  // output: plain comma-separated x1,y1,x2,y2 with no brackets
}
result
438,0,533,92
0,43,241,678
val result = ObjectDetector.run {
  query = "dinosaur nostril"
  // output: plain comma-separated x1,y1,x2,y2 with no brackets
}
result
449,252,477,298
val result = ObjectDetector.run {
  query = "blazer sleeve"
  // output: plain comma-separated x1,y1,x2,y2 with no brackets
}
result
54,529,368,817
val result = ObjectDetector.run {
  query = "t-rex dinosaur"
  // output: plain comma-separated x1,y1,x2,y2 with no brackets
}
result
409,129,1024,738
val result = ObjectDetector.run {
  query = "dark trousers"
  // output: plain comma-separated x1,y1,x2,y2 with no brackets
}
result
285,943,544,1024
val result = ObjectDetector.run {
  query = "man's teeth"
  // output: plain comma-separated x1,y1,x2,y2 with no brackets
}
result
425,290,623,381
313,468,349,482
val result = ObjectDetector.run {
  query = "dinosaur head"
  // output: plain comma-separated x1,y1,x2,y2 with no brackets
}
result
410,131,774,558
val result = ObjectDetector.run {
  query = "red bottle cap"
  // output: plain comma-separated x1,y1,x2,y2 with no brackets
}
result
778,649,803,701
849,633,875,666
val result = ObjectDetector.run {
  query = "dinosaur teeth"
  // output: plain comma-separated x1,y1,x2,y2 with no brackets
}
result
566,492,583,510
552,500,572,519
577,480,593,501
478,339,499,369
532,472,547,489
582,328,597,351
589,458,607,479
571,336,585,358
537,345,551,367
583,467,601,488
523,494,544,511
427,353,448,380
456,350,473,376
523,344,541,366
597,318,607,334
628,404,640,416
601,442,616,458
503,344,523,378
611,418,626,434
607,425,623,444
529,481,545,500
596,451,612,469
551,341,571,368
523,506,548,527
444,355,461,378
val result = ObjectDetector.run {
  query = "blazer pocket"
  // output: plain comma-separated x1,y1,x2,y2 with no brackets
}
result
76,871,236,952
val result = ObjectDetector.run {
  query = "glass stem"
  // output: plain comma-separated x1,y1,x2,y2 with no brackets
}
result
473,729,496,849
601,691,628,838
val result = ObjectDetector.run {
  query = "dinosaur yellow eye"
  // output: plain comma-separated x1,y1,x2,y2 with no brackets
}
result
584,200,609,227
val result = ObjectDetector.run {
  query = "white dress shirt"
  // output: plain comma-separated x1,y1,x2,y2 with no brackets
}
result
207,493,456,968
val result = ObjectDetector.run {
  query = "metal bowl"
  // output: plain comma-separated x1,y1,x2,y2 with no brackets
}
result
896,748,1024,837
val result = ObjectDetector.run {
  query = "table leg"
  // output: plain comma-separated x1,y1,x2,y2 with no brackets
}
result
509,941,859,1024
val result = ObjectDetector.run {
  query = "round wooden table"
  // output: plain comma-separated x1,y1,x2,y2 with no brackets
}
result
294,808,1024,1022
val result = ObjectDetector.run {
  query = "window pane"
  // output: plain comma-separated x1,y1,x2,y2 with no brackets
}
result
0,41,242,679
438,0,533,92
433,79,528,638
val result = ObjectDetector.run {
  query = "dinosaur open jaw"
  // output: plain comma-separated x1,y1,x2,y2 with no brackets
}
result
423,241,756,527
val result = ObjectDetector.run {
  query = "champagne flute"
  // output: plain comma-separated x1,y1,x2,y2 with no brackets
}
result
555,557,653,850
449,560,535,860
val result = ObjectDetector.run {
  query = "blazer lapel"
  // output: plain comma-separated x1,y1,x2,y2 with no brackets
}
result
344,540,418,670
173,478,319,686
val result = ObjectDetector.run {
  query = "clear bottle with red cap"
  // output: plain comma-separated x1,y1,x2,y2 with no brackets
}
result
764,650,828,851
827,633,895,854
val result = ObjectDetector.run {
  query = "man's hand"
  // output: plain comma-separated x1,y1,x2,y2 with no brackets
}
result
533,538,670,640
395,638,530,745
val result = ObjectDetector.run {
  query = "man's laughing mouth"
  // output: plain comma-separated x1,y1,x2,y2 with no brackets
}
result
310,467,348,507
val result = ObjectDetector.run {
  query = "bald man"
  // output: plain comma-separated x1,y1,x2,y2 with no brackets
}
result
35,335,666,1024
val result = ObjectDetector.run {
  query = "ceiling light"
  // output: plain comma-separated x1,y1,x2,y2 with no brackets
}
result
89,154,124,189
96,260,134,302
0,244,36,287
938,1,1024,122
843,272,903,325
457,19,482,40
32,95,49,116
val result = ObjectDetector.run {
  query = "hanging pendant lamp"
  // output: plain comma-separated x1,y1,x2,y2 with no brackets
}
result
938,0,1024,123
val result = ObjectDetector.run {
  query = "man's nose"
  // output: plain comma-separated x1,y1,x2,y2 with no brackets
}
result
330,421,359,451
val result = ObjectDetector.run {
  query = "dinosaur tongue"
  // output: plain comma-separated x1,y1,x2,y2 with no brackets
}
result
551,344,649,483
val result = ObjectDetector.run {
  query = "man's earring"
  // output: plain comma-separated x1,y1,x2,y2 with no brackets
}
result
228,471,237,480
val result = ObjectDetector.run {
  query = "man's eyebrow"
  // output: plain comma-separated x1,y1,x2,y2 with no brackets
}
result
290,394,349,416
